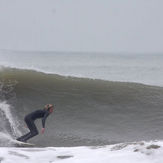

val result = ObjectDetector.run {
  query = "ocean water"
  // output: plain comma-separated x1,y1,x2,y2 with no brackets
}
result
0,50,163,86
0,51,163,146
0,50,163,162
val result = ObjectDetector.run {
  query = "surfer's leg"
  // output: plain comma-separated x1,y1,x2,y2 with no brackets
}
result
21,119,38,142
17,132,31,142
16,117,30,142
17,117,38,142
16,118,31,142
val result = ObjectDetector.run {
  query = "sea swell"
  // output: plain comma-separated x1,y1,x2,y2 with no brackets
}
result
1,51,163,87
0,67,163,147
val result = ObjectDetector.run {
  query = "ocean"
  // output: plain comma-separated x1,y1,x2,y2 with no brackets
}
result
0,50,163,162
1,50,163,86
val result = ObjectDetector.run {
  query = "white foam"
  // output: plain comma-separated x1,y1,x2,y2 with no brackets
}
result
0,140,162,163
0,132,13,140
0,101,21,137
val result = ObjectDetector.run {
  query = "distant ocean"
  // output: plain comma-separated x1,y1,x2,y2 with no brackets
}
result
0,50,163,147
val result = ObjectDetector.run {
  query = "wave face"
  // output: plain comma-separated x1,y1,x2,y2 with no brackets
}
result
1,67,163,147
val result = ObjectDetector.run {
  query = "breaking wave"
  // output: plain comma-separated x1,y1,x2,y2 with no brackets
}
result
0,67,163,147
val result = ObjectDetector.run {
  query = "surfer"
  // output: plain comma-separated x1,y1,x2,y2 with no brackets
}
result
16,104,54,142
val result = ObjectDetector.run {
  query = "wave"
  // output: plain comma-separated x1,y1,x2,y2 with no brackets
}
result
0,67,163,147
1,51,163,86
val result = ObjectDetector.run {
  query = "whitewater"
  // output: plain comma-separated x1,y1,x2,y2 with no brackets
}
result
1,50,163,163
0,141,163,163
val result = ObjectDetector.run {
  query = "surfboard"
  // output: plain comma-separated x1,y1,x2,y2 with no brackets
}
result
12,140,35,147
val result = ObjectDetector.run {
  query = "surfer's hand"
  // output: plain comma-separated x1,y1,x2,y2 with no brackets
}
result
41,128,45,134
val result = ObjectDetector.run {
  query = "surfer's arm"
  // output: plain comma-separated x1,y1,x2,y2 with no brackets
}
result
42,111,49,128
41,128,45,134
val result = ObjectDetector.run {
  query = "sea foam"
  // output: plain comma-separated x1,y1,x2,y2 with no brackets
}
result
0,140,162,163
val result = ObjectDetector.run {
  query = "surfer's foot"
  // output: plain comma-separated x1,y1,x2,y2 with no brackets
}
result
19,140,27,143
20,140,27,143
16,138,27,143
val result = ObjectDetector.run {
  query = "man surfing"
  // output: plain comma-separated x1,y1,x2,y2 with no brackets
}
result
17,104,54,142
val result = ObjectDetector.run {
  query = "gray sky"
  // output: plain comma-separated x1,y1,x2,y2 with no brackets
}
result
0,0,163,53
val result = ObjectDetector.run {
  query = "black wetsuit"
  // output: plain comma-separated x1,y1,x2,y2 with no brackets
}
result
17,109,50,142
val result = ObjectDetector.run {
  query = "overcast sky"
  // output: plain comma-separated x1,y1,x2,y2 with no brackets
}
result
0,0,163,53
